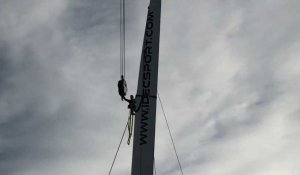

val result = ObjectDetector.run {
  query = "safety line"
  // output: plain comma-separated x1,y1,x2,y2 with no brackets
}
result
108,123,128,175
158,93,184,175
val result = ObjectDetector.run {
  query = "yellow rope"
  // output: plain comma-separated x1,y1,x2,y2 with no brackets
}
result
127,111,134,145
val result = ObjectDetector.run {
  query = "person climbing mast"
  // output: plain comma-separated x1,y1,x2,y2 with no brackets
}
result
118,75,127,101
124,95,136,115
124,95,136,144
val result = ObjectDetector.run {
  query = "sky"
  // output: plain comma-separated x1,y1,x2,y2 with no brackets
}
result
0,0,300,175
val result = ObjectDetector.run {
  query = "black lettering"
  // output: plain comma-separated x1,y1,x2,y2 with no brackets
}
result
143,80,150,88
147,11,154,21
143,88,150,96
145,39,152,46
146,22,153,29
143,71,151,80
144,55,151,63
139,9,154,145
139,134,147,145
140,109,149,145
144,46,153,55
142,95,150,104
144,63,151,72
146,30,153,37
142,109,149,120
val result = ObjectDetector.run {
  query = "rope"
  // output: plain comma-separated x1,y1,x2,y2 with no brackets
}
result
120,0,122,76
154,158,157,175
120,0,126,77
108,123,128,175
158,93,184,175
127,111,134,145
123,0,126,77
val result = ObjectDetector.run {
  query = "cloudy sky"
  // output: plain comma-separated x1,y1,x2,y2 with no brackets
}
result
1,0,300,175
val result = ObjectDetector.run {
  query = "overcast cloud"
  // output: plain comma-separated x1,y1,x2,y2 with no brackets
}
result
1,0,300,175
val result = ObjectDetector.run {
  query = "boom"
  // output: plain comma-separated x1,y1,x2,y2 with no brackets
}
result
131,0,161,174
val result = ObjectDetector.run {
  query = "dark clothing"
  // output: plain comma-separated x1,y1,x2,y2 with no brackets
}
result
124,97,136,115
124,96,135,145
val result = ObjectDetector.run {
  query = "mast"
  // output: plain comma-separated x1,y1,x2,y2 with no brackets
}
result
131,0,161,174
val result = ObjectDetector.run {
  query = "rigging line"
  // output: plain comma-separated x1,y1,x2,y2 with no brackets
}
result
154,158,157,175
119,0,126,77
120,0,125,77
158,93,184,175
121,0,124,75
120,0,122,76
122,0,126,77
108,122,128,175
122,0,123,77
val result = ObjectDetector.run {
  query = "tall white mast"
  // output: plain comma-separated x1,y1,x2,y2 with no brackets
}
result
131,0,161,174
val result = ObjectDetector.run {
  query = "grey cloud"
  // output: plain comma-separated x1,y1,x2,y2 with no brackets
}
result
1,0,300,175
155,0,300,174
